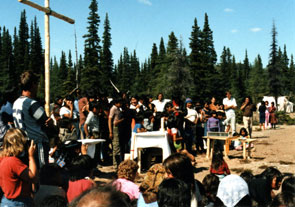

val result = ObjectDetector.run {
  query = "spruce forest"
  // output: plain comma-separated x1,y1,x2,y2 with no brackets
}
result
0,0,294,106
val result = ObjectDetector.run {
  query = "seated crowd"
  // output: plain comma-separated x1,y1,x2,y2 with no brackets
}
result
0,71,293,206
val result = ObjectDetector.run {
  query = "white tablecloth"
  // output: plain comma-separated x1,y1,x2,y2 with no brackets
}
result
130,131,171,160
78,139,105,159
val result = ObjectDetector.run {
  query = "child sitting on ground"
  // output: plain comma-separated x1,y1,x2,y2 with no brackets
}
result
113,160,140,201
67,155,95,203
210,149,230,180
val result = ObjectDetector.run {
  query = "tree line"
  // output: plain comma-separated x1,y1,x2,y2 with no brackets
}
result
0,0,294,106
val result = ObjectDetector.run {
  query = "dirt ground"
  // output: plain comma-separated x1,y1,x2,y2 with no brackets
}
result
194,124,295,181
96,124,295,185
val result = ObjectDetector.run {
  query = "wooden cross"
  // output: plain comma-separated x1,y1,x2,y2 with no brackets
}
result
19,0,75,116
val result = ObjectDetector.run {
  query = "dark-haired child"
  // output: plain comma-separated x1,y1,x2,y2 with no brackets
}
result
67,155,95,203
157,178,191,207
34,164,65,206
201,174,220,207
207,111,220,132
235,127,251,151
84,101,100,139
133,116,147,133
210,150,230,180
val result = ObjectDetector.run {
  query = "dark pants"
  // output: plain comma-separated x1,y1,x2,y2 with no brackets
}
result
196,126,204,151
184,127,195,153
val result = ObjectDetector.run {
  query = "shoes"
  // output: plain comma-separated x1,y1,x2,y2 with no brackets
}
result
235,146,242,151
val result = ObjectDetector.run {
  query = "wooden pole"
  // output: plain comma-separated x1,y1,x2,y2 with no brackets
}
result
18,0,75,116
44,0,50,116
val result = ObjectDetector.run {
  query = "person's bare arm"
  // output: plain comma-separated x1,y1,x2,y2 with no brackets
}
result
20,140,38,183
108,117,113,139
84,123,89,138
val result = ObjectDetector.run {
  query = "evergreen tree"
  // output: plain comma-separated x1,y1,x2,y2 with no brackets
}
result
189,18,202,100
198,13,217,100
50,57,59,99
15,10,30,78
164,48,194,99
0,27,14,91
59,51,68,96
81,0,101,92
218,46,232,92
267,22,281,98
280,45,290,95
243,50,251,95
64,51,76,94
29,17,43,75
231,58,245,105
289,55,295,95
248,54,267,103
166,32,178,55
101,13,113,95
150,43,158,70
158,37,166,62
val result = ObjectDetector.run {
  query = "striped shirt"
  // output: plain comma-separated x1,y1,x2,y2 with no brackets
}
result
13,96,48,144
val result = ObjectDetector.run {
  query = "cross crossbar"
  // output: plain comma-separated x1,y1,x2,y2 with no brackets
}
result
18,0,75,24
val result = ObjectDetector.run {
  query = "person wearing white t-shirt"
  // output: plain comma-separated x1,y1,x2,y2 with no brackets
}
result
184,98,198,153
222,91,237,135
60,97,74,119
152,93,169,130
152,93,169,113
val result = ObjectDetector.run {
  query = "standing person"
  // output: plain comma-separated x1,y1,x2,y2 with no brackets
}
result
269,102,277,129
207,111,220,132
152,93,169,130
259,101,266,130
222,91,237,135
60,96,74,120
240,96,256,138
108,98,124,169
209,97,218,112
13,71,51,168
0,128,38,207
265,101,271,129
52,96,63,126
183,98,198,154
78,92,88,139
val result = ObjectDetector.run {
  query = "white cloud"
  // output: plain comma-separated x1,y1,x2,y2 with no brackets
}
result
231,29,238,33
224,8,234,12
138,0,152,6
250,27,262,32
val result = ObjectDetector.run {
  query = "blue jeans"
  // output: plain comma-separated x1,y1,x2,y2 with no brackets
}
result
1,196,34,207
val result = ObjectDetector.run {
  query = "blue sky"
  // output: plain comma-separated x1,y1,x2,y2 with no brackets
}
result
1,0,294,67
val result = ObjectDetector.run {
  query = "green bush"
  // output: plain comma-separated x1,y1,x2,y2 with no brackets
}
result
276,111,295,125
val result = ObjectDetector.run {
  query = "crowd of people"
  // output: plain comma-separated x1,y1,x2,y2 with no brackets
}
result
0,70,290,207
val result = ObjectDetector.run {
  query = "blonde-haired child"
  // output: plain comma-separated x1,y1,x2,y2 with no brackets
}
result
0,128,38,206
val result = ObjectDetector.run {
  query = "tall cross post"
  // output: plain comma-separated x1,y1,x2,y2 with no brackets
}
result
18,0,75,116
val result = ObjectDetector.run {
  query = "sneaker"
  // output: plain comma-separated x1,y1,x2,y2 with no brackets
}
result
235,145,242,151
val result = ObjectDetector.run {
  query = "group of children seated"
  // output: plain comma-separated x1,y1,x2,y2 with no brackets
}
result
0,127,294,207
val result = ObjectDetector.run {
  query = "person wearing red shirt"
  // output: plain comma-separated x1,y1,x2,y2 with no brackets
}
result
210,150,230,180
66,155,95,203
0,128,38,206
